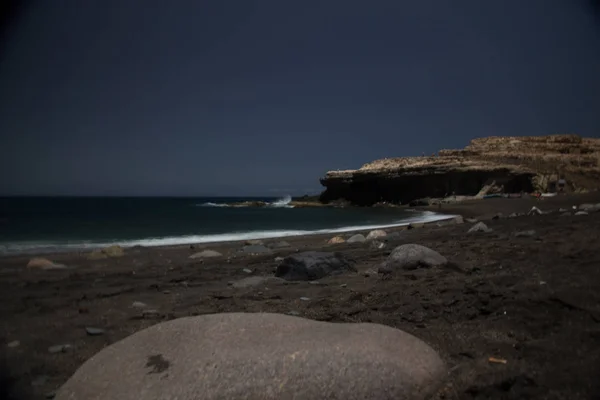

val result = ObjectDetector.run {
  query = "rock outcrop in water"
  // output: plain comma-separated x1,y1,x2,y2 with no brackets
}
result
320,134,600,206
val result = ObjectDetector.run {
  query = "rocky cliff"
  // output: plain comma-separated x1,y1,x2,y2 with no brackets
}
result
319,134,600,206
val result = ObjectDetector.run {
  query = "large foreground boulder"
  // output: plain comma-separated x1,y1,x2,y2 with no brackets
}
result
275,251,356,281
55,313,446,400
379,244,447,273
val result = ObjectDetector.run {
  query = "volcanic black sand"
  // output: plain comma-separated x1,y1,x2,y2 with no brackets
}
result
2,193,600,399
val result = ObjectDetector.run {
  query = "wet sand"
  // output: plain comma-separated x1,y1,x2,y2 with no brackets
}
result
1,193,600,399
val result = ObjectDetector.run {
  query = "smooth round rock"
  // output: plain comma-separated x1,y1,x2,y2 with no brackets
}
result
55,313,446,400
379,244,447,272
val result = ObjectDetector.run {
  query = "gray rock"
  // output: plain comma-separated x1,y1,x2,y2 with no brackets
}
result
384,232,401,242
275,251,356,281
142,309,161,319
528,206,544,216
452,215,464,224
274,256,284,262
54,313,446,400
369,240,386,250
189,250,222,259
468,222,492,233
49,344,72,354
507,212,519,218
268,241,291,249
85,327,105,336
363,268,378,277
578,203,598,212
514,230,536,238
7,340,19,348
299,297,311,301
230,276,282,289
347,234,366,243
407,222,425,229
242,244,271,254
465,218,478,223
379,244,447,273
242,268,253,274
366,229,387,240
575,211,589,216
286,311,301,316
131,301,147,309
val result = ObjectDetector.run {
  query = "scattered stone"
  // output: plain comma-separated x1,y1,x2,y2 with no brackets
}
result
492,213,503,220
407,222,425,229
142,309,161,319
366,229,387,240
189,250,222,259
468,222,492,233
346,234,366,243
85,327,105,336
363,268,378,277
275,251,356,281
507,212,519,218
103,245,125,257
48,344,72,354
514,230,536,238
340,284,347,288
379,244,448,273
54,313,446,400
230,276,282,289
528,206,544,216
131,301,147,309
242,268,253,274
299,297,311,301
268,240,291,249
241,244,271,254
369,240,386,250
274,256,284,262
575,211,589,216
327,236,345,244
26,258,67,270
7,340,20,348
286,311,301,316
578,203,598,212
465,218,478,223
452,215,464,224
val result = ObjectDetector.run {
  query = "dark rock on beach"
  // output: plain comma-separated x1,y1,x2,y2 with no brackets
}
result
275,251,356,281
54,313,446,400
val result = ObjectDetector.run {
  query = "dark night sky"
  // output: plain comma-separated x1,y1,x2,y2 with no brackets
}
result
1,1,599,196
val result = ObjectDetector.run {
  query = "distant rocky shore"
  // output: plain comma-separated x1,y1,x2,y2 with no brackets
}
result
319,134,600,206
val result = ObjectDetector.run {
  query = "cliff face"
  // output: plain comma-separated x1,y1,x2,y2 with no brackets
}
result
320,134,600,206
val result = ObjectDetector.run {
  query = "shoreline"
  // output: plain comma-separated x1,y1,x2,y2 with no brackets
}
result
1,194,600,399
0,210,457,259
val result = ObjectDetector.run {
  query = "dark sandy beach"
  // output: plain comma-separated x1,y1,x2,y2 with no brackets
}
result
2,193,600,399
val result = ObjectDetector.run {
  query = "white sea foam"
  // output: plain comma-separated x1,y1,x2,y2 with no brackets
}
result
0,211,457,256
197,202,231,207
197,195,294,208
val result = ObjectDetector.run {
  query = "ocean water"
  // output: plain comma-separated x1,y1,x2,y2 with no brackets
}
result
0,196,452,255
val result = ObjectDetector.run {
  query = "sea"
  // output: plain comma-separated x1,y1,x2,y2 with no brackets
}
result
0,196,453,256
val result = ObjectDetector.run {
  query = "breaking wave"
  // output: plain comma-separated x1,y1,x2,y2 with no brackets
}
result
0,211,456,256
197,195,294,208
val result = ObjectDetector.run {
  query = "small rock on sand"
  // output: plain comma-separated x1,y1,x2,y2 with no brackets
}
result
347,234,366,243
575,211,589,216
453,216,464,224
465,218,478,223
327,236,345,244
85,327,105,336
369,240,386,250
26,258,67,270
379,244,448,273
578,203,599,212
189,250,223,259
275,251,356,281
366,229,387,240
54,313,446,400
514,230,536,238
131,301,147,309
468,222,492,233
528,206,544,216
7,340,20,348
241,244,271,254
242,268,253,274
48,344,72,354
268,241,291,249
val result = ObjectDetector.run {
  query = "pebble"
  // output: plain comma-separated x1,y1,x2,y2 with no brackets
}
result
48,344,72,354
575,211,588,216
299,297,311,301
242,268,252,274
274,256,284,262
85,327,105,336
340,284,347,288
131,301,147,309
286,311,301,316
7,340,20,348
